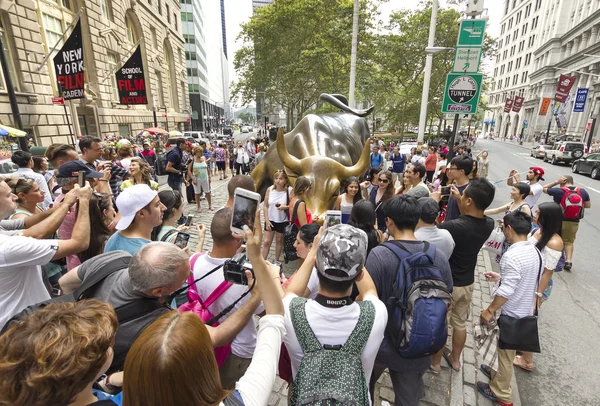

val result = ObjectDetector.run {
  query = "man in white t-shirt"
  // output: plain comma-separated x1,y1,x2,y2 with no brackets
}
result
191,207,264,389
405,162,431,199
0,180,93,329
415,197,455,260
508,166,544,210
283,224,387,403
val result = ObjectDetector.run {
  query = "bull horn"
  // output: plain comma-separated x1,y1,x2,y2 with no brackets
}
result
276,128,302,174
341,139,372,179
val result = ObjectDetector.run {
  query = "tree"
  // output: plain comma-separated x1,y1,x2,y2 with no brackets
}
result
238,112,255,124
232,0,384,129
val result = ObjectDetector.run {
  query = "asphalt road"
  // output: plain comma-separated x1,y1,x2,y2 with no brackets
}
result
477,138,599,406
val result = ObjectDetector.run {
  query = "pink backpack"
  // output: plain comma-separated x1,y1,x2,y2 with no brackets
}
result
178,253,233,366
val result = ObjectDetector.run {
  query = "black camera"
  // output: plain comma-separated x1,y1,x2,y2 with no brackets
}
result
223,253,254,285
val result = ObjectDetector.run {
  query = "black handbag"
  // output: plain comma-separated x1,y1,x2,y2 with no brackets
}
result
497,249,543,353
283,200,303,263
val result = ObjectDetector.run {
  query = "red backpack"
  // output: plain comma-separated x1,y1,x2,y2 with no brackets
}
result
559,187,584,220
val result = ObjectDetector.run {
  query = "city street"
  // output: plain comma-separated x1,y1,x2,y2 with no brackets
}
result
477,138,599,406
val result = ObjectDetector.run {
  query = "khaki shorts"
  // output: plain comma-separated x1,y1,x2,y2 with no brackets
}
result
561,221,579,244
448,284,474,331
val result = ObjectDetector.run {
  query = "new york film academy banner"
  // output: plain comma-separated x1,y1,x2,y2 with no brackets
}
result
116,45,147,105
503,98,514,113
555,74,576,103
512,96,525,113
53,20,84,100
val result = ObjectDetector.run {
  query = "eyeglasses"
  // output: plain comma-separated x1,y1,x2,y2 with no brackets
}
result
380,179,390,183
447,167,460,171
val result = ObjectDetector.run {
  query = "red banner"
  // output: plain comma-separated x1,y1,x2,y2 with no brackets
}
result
512,96,525,113
503,98,514,113
539,97,551,115
555,74,576,103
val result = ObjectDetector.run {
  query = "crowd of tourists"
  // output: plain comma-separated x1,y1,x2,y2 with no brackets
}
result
0,134,591,406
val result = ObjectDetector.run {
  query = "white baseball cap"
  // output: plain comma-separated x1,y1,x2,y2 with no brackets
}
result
115,184,158,231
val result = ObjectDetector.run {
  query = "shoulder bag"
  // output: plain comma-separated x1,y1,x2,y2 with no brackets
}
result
497,249,543,353
283,200,303,263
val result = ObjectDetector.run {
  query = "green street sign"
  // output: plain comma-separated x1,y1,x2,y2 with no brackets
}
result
457,19,486,47
441,73,483,114
453,46,482,73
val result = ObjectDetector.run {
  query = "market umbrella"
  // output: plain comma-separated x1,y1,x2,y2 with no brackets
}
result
139,127,169,136
0,124,27,137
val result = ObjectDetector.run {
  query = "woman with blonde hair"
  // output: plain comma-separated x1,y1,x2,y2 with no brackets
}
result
0,299,119,406
120,157,158,191
123,219,285,406
6,178,45,219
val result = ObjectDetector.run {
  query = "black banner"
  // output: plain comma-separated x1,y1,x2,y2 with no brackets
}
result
116,45,147,105
53,20,84,100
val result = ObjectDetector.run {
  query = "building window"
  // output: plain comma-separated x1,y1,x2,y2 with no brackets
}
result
126,15,138,45
151,27,157,48
0,15,19,91
119,124,130,138
101,0,113,21
156,70,164,106
181,12,193,22
174,13,178,31
107,52,120,101
157,0,162,15
166,4,170,23
42,13,64,49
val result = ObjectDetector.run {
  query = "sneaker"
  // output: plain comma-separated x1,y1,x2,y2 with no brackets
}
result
480,364,492,380
476,382,513,406
564,261,572,271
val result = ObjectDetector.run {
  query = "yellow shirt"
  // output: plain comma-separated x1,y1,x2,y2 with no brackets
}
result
120,179,159,191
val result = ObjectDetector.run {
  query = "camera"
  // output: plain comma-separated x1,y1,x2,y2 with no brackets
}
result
223,253,254,285
441,186,451,195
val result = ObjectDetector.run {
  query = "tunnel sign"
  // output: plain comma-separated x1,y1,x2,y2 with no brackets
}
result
441,73,483,114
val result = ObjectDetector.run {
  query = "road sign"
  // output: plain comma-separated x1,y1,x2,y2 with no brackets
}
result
457,19,486,47
441,73,483,114
52,97,65,105
453,47,482,73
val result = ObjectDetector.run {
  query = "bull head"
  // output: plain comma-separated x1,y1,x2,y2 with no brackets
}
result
276,129,371,220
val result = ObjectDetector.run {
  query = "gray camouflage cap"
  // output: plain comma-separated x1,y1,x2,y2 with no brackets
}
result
316,224,368,282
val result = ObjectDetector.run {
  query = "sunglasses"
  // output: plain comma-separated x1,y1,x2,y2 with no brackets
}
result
379,179,390,183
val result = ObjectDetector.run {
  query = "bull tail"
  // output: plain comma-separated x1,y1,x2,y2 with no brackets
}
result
319,93,375,117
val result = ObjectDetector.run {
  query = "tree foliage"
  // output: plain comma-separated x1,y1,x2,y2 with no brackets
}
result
232,0,496,132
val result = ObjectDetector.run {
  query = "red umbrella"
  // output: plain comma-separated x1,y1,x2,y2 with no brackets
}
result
139,127,169,135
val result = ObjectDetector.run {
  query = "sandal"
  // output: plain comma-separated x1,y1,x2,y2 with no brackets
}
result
512,355,534,372
442,347,460,371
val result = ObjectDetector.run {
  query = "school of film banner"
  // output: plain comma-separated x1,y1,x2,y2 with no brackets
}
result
116,45,147,105
53,20,84,100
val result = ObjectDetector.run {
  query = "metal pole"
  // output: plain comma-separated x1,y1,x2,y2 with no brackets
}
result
587,118,596,151
153,108,158,127
63,103,74,145
348,0,359,108
417,0,438,146
0,34,28,151
544,117,551,145
447,113,459,161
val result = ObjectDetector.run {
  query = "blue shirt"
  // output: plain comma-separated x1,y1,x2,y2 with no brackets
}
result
104,232,149,255
370,152,384,169
389,153,406,173
167,146,183,183
547,186,590,222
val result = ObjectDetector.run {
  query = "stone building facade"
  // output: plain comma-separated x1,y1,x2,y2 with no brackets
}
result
0,0,189,147
485,0,600,143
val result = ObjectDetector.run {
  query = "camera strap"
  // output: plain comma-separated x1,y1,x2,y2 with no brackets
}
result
171,263,225,298
315,294,354,308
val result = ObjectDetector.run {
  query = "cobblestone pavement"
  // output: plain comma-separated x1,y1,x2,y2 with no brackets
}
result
160,175,518,406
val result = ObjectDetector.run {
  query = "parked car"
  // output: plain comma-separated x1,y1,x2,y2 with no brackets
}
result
572,153,600,179
0,157,18,175
241,125,251,133
182,131,205,140
543,141,587,165
530,144,553,159
222,126,233,136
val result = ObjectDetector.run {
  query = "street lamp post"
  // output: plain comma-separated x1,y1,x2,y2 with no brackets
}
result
417,0,439,145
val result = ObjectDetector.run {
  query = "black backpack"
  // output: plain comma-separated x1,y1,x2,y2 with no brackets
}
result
1,253,167,373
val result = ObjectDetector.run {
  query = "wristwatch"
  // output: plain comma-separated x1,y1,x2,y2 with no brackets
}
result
535,292,543,298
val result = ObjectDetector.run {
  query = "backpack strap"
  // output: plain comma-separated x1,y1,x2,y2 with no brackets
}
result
289,296,322,353
341,300,376,355
114,297,166,324
160,229,179,242
75,255,132,300
204,280,233,308
291,199,303,224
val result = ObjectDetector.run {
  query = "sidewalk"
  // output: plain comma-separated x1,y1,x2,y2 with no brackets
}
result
161,177,519,406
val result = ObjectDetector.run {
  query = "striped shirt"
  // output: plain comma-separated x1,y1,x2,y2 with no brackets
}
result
493,240,543,318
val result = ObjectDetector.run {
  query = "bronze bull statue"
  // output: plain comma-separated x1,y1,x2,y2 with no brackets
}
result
251,94,374,220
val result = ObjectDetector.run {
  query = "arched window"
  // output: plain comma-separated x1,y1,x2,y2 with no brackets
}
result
163,39,179,111
126,15,137,45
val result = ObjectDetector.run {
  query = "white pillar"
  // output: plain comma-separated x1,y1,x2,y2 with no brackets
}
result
348,0,359,109
417,0,438,145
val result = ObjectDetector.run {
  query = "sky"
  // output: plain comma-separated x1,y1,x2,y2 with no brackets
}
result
224,0,504,107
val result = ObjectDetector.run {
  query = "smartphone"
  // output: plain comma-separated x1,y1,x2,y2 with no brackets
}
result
271,260,283,276
77,171,85,187
174,232,190,249
185,215,194,227
326,210,342,227
441,186,451,195
231,188,261,234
